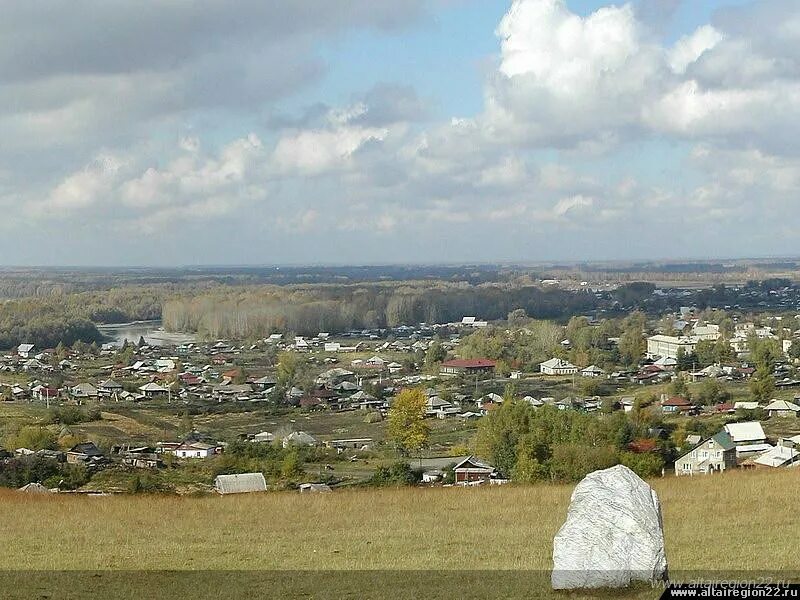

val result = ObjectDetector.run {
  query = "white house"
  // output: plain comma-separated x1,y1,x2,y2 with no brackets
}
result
580,365,605,378
539,358,578,376
174,442,217,459
646,335,699,360
17,344,35,359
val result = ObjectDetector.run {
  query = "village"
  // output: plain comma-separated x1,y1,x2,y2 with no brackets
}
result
2,290,800,497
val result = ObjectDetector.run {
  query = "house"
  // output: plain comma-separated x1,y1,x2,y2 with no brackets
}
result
174,441,217,459
211,384,252,402
646,335,700,360
425,395,457,418
723,421,767,445
31,385,58,402
66,442,105,465
723,421,770,456
116,446,163,469
674,431,737,475
215,473,267,494
325,438,373,451
763,399,800,418
251,375,277,390
252,431,275,443
661,396,692,414
70,383,98,399
685,434,703,447
580,365,605,378
453,456,496,484
316,367,355,387
539,358,578,376
751,445,799,468
282,431,318,448
439,359,496,377
17,344,35,359
349,390,383,411
734,401,760,411
139,382,169,399
365,356,387,368
98,380,123,398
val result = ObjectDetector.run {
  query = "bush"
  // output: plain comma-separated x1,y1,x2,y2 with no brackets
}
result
620,451,665,479
47,407,101,426
0,456,61,488
549,443,618,482
369,461,422,486
128,473,171,494
5,426,57,451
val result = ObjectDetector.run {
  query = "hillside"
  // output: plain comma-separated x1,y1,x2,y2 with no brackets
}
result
1,468,798,599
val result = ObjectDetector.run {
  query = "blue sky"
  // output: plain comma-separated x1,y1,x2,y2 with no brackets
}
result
0,0,798,265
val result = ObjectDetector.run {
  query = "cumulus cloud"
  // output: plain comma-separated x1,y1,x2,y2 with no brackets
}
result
7,0,800,264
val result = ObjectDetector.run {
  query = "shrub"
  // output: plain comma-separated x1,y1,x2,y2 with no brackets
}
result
369,461,422,487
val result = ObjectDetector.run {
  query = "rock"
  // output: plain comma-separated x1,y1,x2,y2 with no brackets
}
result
551,464,668,590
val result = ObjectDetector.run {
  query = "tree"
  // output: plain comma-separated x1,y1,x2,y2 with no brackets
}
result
668,376,690,400
507,308,529,327
697,378,730,405
750,366,775,401
276,352,303,388
424,341,446,367
578,377,602,397
6,426,57,451
694,340,717,367
387,389,430,456
618,321,644,366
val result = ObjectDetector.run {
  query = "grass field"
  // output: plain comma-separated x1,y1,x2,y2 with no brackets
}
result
2,468,799,599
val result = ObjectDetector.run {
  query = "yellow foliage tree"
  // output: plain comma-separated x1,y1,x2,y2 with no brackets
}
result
387,388,430,456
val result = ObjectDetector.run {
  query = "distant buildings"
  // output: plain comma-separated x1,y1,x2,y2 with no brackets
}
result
539,358,578,376
439,359,496,377
646,335,700,360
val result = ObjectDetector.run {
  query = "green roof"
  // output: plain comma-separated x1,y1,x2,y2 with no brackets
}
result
711,431,736,451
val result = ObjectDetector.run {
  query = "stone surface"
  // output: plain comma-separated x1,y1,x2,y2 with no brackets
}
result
551,464,668,590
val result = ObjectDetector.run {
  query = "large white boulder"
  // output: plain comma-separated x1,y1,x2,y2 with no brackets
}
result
552,464,668,589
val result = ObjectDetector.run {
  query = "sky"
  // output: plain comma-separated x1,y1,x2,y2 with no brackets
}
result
1,0,799,266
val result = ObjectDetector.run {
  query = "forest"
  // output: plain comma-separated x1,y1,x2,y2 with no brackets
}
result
161,283,606,338
0,263,797,349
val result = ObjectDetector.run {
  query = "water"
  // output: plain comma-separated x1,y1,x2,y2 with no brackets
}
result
97,320,197,348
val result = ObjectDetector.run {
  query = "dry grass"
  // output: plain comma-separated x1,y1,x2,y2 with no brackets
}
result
0,468,797,572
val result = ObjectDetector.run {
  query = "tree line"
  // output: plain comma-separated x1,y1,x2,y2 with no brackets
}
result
162,283,604,338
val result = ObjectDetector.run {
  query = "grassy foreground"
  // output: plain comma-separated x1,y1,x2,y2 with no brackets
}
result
1,469,798,598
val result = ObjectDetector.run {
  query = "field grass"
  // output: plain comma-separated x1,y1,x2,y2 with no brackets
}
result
1,468,799,598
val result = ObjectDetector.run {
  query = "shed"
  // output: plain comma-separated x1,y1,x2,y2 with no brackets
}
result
215,473,267,495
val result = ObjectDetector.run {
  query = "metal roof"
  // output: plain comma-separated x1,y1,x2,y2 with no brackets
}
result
215,473,267,494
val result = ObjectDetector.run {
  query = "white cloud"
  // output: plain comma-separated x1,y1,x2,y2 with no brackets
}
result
552,195,595,217
44,154,125,211
273,126,389,175
669,25,724,75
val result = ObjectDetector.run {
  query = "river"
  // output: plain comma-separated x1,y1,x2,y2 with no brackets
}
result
97,320,197,348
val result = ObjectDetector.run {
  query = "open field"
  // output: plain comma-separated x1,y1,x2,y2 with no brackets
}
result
2,468,799,598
